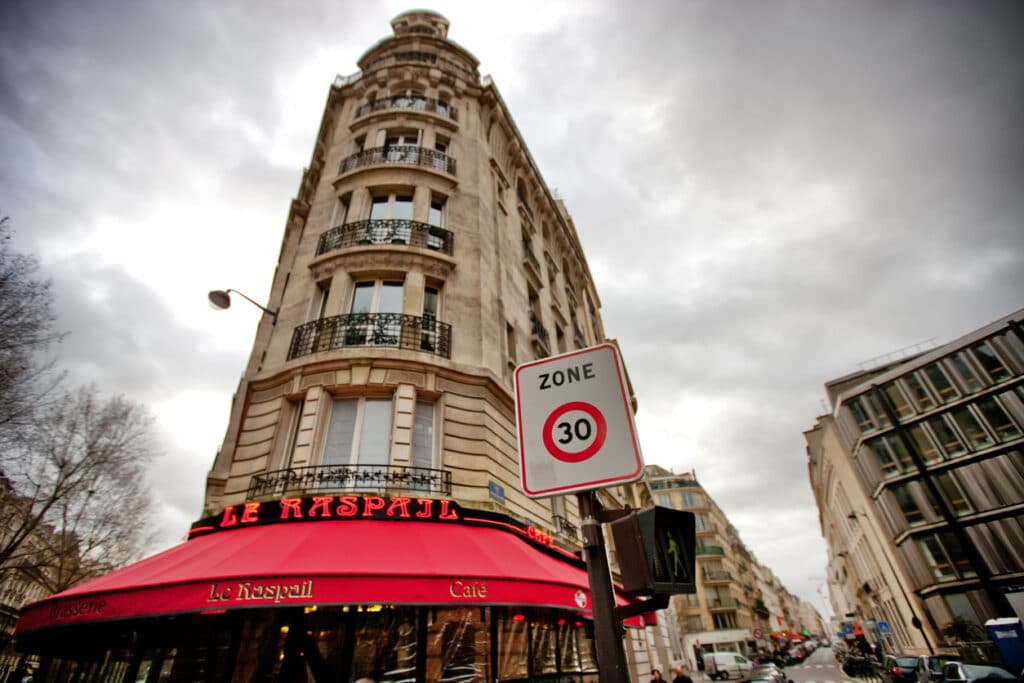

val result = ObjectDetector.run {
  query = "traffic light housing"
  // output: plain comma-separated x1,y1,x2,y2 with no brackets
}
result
609,506,696,596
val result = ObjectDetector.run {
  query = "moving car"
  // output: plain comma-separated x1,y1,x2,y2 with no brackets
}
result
748,664,787,683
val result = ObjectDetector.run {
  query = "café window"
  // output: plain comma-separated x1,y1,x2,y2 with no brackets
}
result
322,397,393,467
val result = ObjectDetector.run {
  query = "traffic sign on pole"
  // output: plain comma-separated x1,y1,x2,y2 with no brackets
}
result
514,344,644,498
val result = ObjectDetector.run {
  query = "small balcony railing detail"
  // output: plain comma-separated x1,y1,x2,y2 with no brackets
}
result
523,240,542,273
354,96,458,121
702,570,734,582
530,311,550,351
696,545,726,556
362,51,478,81
708,597,740,610
247,464,452,500
552,515,578,541
339,145,456,175
317,220,453,256
288,313,452,360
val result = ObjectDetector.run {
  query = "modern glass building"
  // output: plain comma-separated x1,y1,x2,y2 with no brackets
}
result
808,308,1024,651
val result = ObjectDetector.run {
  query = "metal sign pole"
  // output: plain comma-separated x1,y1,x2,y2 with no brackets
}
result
578,490,630,683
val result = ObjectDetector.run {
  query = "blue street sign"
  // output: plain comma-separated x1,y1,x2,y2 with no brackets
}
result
488,480,505,504
843,622,854,635
878,621,891,635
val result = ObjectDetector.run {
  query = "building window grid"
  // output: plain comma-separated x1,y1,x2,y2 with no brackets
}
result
972,340,1014,383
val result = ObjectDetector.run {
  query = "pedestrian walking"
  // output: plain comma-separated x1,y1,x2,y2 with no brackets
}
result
674,665,694,683
651,669,666,683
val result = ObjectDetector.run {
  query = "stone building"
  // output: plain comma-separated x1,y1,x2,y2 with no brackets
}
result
15,10,659,681
807,308,1024,655
644,466,821,669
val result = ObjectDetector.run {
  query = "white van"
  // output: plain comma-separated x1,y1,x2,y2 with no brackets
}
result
704,652,754,680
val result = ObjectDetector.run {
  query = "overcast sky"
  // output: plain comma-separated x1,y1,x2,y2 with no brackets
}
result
2,0,1022,620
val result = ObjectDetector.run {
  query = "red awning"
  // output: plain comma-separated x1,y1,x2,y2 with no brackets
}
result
18,518,648,633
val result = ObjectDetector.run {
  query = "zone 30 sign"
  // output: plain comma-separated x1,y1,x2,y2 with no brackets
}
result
514,344,644,498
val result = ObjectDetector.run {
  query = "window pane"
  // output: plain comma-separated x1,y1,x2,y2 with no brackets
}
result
866,394,892,428
423,287,439,318
426,608,488,683
848,397,875,433
908,424,941,464
893,485,925,526
929,416,968,458
977,397,1021,442
323,399,357,466
378,282,404,313
412,402,434,471
940,532,976,578
393,196,414,220
497,613,529,680
949,353,985,393
884,383,915,421
925,364,959,404
370,197,389,220
351,283,375,314
903,374,936,412
871,440,899,478
357,398,392,466
885,435,914,471
935,472,972,515
919,537,955,580
952,407,994,450
972,341,1012,382
429,199,445,227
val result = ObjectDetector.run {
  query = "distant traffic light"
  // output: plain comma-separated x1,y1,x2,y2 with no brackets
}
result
609,506,696,596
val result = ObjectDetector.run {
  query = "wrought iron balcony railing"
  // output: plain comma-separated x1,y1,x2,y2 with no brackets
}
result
522,240,541,273
339,145,456,175
696,545,726,556
288,313,452,360
552,515,578,541
247,464,452,500
354,96,458,121
362,51,478,81
702,570,734,582
317,220,453,256
708,597,740,610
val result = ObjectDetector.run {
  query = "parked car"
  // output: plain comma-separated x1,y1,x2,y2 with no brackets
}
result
705,652,755,680
941,662,1018,683
918,655,963,683
842,653,878,678
883,655,921,683
748,664,787,683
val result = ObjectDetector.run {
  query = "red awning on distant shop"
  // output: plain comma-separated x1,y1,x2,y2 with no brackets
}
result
18,517,650,634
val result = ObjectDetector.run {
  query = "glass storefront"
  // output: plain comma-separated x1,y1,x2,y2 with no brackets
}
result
16,604,599,683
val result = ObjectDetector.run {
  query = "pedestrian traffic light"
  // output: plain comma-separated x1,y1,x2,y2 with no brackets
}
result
609,506,696,596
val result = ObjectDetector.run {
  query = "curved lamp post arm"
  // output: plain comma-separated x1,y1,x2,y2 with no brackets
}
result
208,288,278,322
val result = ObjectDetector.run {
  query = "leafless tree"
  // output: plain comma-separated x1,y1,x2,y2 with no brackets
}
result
0,216,65,448
0,386,157,591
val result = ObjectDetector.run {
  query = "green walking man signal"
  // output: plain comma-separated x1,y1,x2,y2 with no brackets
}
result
609,506,696,596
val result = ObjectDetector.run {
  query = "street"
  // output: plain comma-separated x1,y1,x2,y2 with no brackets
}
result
782,646,860,683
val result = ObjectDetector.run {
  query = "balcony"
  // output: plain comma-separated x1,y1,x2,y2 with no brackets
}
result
552,515,578,541
523,240,543,288
530,311,550,356
708,597,740,610
317,220,453,256
702,570,734,583
247,464,452,500
361,51,478,82
354,95,458,122
696,545,726,557
338,145,456,176
288,313,452,360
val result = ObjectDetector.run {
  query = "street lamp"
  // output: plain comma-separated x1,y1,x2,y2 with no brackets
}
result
847,511,933,653
208,289,278,323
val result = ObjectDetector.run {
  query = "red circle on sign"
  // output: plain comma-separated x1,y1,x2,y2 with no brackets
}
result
542,401,607,463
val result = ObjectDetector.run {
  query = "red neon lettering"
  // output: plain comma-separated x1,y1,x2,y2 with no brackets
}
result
309,497,334,518
220,506,239,527
416,499,434,518
280,499,303,519
362,496,385,517
438,500,458,520
386,497,412,518
241,502,261,523
335,496,359,517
